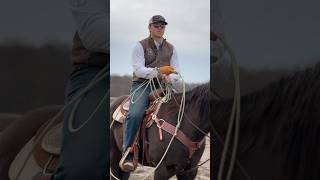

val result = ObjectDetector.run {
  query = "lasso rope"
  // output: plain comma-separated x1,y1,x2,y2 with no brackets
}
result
214,34,242,180
140,72,186,180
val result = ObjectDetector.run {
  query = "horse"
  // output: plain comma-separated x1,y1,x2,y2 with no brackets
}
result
211,63,320,180
0,106,62,180
110,83,211,180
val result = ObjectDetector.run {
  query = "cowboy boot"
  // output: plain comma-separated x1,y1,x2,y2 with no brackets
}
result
119,148,135,172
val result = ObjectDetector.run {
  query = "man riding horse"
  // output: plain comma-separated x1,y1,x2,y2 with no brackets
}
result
119,15,181,172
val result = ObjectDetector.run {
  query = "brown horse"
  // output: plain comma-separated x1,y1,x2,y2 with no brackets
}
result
0,106,62,180
110,83,211,180
211,63,320,180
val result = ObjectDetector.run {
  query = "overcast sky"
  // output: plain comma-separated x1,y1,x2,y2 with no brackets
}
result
0,0,319,71
110,0,210,83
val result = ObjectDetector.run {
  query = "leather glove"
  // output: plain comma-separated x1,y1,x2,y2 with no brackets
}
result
159,66,175,75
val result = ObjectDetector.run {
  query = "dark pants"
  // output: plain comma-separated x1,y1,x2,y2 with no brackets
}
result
122,81,158,153
54,65,108,180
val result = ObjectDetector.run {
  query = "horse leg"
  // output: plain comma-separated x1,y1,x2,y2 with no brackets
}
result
176,168,198,180
153,164,174,180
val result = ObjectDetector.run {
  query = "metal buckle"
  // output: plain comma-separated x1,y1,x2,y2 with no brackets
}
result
156,119,165,128
152,113,157,120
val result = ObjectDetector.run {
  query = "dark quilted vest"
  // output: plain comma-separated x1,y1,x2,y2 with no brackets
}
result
132,36,173,82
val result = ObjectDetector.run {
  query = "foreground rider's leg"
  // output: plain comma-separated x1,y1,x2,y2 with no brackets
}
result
53,65,108,180
121,82,152,165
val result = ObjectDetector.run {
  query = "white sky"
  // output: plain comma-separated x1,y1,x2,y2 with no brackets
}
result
110,0,210,83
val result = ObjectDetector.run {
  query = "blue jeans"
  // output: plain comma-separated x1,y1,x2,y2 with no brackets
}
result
122,81,158,153
54,65,108,180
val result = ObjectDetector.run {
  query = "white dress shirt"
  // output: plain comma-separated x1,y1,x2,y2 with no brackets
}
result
132,39,181,82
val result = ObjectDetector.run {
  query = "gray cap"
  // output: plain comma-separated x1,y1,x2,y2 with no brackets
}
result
149,15,168,25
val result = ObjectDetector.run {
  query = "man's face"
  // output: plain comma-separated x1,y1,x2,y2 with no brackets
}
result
149,23,166,38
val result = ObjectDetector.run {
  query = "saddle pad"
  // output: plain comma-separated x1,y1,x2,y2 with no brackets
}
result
41,122,63,155
9,137,42,180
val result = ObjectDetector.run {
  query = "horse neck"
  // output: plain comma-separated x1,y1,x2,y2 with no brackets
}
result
176,85,211,141
213,64,320,150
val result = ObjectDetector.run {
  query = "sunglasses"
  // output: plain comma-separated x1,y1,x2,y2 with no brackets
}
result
152,24,166,29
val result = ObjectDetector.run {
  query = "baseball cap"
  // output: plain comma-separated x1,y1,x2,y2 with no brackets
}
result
149,15,168,25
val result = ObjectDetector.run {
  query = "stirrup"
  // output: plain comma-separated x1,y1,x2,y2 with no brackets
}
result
119,148,136,172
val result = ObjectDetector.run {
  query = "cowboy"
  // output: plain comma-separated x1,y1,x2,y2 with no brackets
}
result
119,15,180,172
53,0,108,179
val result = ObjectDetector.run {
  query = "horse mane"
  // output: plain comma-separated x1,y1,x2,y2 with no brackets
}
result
231,63,320,179
170,83,210,122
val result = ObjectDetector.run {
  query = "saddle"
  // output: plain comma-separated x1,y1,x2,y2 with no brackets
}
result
8,115,63,180
112,89,166,126
33,115,63,176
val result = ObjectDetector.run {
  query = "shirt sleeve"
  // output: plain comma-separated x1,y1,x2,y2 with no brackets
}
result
132,43,155,79
69,0,109,53
169,47,181,82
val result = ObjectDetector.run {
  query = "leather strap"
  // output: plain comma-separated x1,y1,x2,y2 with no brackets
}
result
153,115,205,158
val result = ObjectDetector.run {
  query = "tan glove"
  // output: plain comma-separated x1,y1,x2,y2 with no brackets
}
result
159,66,175,75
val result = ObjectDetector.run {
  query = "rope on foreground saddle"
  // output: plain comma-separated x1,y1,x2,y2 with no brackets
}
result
214,34,242,180
14,65,109,180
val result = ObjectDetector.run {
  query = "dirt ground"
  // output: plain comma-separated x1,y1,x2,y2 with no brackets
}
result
129,137,210,180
